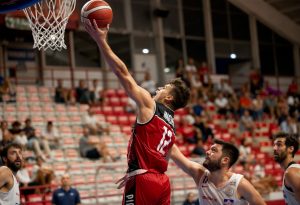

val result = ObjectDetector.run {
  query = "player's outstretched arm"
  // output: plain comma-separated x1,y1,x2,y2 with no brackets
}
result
285,167,300,203
0,167,11,190
170,144,205,184
83,20,153,110
238,177,266,205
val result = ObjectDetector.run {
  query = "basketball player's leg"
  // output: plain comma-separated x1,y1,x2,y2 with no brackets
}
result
123,173,170,205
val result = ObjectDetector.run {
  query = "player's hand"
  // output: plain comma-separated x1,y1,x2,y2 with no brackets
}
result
83,19,109,43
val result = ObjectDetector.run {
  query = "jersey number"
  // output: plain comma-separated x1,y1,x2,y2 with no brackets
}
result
157,126,172,155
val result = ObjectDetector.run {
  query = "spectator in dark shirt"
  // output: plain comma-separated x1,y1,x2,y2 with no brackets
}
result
52,173,81,205
76,80,91,104
182,192,199,205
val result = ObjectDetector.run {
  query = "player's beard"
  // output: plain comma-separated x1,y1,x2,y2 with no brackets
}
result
203,157,222,172
274,150,288,163
6,158,22,172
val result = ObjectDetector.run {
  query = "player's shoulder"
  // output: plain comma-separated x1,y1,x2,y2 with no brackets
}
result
285,165,300,181
0,166,13,179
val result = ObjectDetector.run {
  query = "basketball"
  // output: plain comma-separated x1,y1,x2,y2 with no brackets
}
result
81,0,113,28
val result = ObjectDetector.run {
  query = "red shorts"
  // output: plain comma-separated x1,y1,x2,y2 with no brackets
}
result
122,172,170,205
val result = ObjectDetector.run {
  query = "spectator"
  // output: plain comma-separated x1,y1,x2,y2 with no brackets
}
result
76,79,91,104
52,173,81,205
0,120,14,147
10,121,27,146
83,108,109,135
287,78,298,97
214,92,229,116
193,116,214,143
175,58,185,79
190,139,206,157
140,71,156,96
23,118,51,160
198,61,210,87
90,79,104,104
252,95,264,121
216,78,234,96
28,156,55,193
182,192,199,205
41,121,61,149
249,69,264,96
55,79,68,103
239,110,255,136
185,58,197,75
79,127,116,162
0,77,16,103
239,92,253,114
239,138,254,164
280,115,298,134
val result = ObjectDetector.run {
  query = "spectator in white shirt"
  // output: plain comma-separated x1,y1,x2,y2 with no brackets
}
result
83,108,109,135
41,121,61,149
214,92,229,116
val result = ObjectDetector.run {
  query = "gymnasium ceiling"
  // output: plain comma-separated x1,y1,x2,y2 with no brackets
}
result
263,0,300,26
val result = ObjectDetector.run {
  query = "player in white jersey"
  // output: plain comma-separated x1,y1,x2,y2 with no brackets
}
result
0,143,23,205
170,139,266,205
273,133,300,204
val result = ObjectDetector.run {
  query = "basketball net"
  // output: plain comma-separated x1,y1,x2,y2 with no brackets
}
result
23,0,76,51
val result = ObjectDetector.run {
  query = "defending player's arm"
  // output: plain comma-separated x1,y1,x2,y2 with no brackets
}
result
285,167,300,203
237,177,266,205
0,167,10,191
83,21,153,114
170,144,205,184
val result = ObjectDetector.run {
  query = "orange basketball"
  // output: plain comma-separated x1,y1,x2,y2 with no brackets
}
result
81,0,113,28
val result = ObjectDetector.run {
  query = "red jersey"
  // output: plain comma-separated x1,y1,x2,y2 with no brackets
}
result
127,102,175,174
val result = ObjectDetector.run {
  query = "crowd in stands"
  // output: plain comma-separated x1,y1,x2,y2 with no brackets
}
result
0,58,300,202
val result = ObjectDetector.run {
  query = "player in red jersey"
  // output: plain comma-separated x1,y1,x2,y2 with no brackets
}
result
84,21,190,205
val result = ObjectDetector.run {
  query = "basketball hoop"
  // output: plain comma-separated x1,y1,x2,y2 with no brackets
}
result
23,0,76,51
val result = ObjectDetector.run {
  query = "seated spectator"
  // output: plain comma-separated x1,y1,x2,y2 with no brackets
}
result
190,139,205,157
198,61,210,87
52,173,81,205
252,95,264,121
30,156,55,193
238,138,254,164
182,192,199,205
140,71,156,96
215,78,234,96
90,79,104,104
55,79,68,103
193,116,214,143
23,118,51,160
214,92,229,116
263,94,277,118
239,110,255,136
83,107,110,135
287,78,298,97
76,79,91,104
239,92,253,115
191,97,205,117
280,115,298,134
0,120,14,147
41,121,61,149
0,77,16,103
249,69,264,96
79,127,116,162
10,121,27,146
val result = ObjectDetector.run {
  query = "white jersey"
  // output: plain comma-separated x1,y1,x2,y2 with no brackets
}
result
282,164,300,205
0,167,20,205
198,170,249,205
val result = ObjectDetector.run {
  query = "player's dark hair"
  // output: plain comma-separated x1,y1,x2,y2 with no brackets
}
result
273,133,299,157
214,139,239,167
0,142,23,162
168,78,190,110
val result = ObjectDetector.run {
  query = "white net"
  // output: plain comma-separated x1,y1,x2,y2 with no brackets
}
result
23,0,76,51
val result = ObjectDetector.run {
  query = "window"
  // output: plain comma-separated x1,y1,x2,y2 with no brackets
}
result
74,31,101,67
109,34,131,69
164,37,183,72
186,39,206,65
